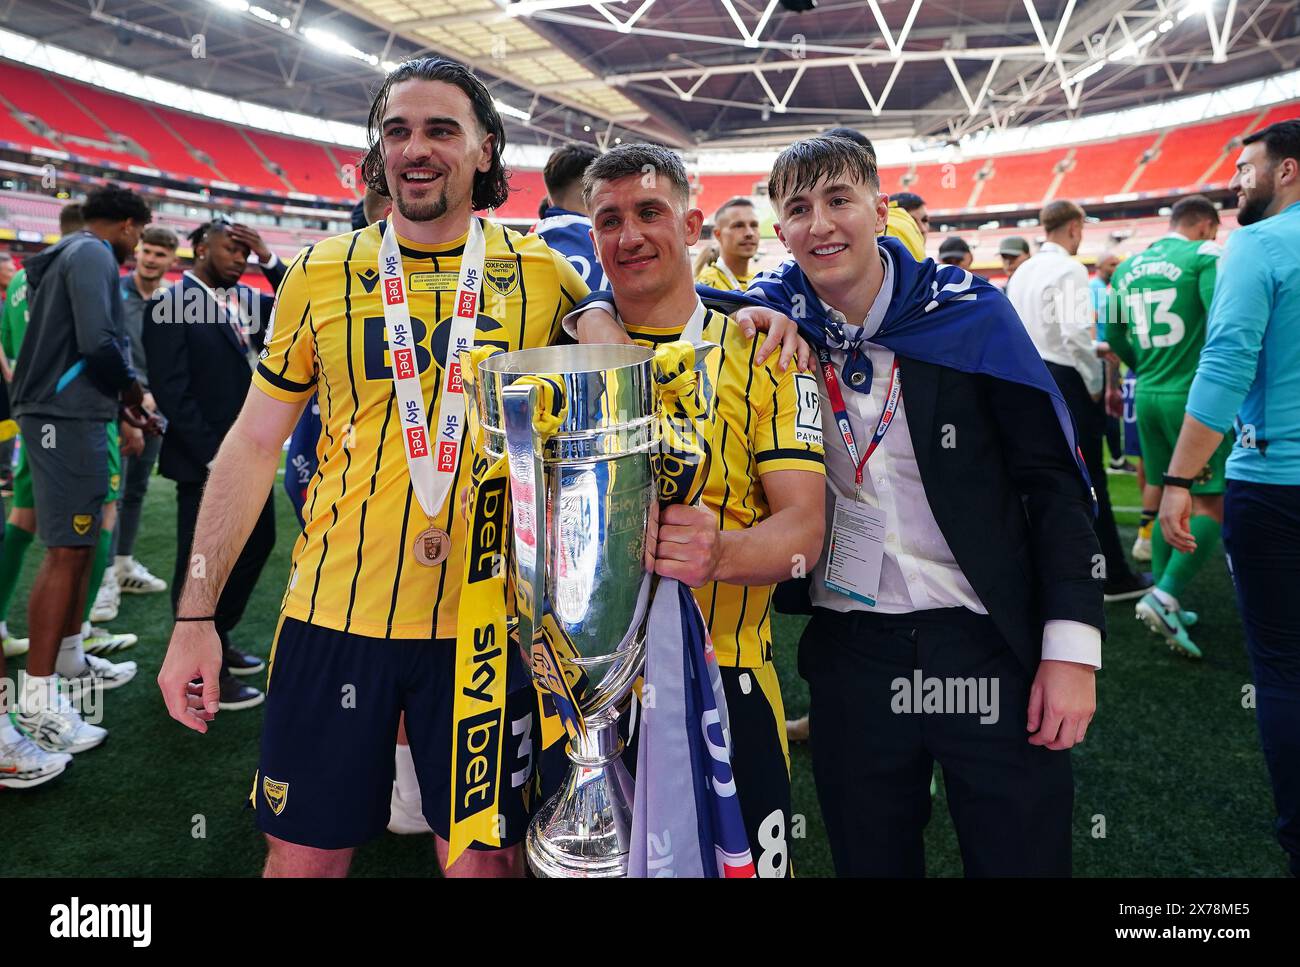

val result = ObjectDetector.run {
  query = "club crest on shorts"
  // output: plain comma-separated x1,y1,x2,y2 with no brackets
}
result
484,259,519,297
110,473,121,493
263,776,289,816
72,514,92,536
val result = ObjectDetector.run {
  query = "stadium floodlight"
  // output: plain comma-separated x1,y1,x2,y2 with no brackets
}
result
209,0,250,11
302,26,380,66
494,98,533,123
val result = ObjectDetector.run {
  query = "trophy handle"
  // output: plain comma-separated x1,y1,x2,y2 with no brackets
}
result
500,382,549,660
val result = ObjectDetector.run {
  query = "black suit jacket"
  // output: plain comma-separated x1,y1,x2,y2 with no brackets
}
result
890,356,1105,670
143,263,282,483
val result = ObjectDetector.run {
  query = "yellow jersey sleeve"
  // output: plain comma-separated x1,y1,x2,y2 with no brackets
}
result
886,204,925,261
751,336,825,475
253,247,317,403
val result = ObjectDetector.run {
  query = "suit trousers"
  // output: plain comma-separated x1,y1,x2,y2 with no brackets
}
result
799,606,1073,877
172,478,276,663
1223,480,1300,876
1045,361,1136,585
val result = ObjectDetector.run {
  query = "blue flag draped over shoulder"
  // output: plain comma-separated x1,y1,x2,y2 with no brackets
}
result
702,236,1095,504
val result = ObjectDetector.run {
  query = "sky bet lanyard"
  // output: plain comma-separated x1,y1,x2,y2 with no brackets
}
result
378,216,486,565
819,347,901,501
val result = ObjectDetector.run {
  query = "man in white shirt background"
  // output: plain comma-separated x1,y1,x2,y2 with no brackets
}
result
1007,201,1150,603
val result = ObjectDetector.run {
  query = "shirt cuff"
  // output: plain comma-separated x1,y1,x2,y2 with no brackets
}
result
262,252,280,269
561,292,616,340
1041,619,1102,670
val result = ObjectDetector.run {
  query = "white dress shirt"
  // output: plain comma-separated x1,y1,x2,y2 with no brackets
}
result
812,248,1102,669
1005,241,1104,396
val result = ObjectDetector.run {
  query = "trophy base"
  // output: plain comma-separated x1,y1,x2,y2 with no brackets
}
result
525,712,634,878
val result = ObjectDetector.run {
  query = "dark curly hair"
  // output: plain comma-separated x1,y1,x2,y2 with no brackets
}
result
82,184,152,225
360,56,510,212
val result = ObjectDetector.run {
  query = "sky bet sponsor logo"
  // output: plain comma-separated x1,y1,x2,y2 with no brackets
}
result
382,252,405,305
50,897,151,947
393,347,417,381
438,441,458,473
406,424,430,460
468,473,507,582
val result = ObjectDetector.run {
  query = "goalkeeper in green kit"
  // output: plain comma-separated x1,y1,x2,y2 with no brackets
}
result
1104,194,1233,659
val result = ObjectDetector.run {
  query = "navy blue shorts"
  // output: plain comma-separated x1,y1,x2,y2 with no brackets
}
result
252,616,536,851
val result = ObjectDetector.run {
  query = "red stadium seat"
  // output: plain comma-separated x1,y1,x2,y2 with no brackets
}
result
1200,105,1299,187
979,148,1070,208
243,129,353,199
907,159,986,212
1132,114,1256,194
60,85,220,182
493,168,546,220
151,106,287,192
1054,134,1157,202
694,173,766,218
0,60,141,165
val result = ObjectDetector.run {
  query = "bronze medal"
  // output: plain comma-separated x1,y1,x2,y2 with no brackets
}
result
412,526,451,567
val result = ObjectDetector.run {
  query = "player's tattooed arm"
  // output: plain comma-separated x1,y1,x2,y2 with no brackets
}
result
159,389,309,732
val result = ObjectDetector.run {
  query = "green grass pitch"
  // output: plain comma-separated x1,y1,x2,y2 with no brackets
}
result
0,470,1287,876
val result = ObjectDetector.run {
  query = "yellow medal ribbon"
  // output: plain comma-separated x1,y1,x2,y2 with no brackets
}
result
447,347,510,867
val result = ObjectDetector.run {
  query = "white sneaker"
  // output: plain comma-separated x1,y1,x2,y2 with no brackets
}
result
63,653,137,693
0,727,71,789
83,626,138,656
15,693,108,754
90,569,121,623
388,782,433,835
2,634,29,658
116,556,167,595
1131,533,1152,563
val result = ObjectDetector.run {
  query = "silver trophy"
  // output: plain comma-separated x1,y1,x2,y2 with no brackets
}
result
468,342,713,877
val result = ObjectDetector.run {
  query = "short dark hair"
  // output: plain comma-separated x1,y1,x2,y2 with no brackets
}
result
938,235,971,258
141,225,179,250
187,217,231,250
582,143,691,208
769,136,879,206
1242,118,1300,167
821,127,875,156
543,143,600,198
361,56,509,212
892,191,926,212
82,185,151,226
58,203,84,235
1041,199,1085,233
713,195,756,226
1170,193,1220,229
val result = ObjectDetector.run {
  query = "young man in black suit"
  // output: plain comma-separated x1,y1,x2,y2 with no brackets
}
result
742,138,1105,877
143,220,286,709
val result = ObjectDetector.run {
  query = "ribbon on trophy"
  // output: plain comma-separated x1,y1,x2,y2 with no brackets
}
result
628,340,756,878
505,374,592,752
447,345,511,867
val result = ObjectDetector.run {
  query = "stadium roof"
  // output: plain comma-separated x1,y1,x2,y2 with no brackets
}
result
9,0,1299,151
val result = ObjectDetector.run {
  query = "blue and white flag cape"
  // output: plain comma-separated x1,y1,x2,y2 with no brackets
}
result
699,236,1096,505
629,578,755,878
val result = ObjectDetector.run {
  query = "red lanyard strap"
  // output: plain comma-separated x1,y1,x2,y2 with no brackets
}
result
819,349,901,489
